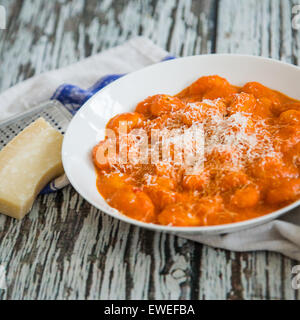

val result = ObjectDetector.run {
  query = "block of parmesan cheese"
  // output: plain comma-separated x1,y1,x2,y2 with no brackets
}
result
0,118,64,219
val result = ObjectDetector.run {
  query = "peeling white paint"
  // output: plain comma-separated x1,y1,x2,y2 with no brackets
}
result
0,0,299,300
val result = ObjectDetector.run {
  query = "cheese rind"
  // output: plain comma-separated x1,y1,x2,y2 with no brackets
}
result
0,118,64,219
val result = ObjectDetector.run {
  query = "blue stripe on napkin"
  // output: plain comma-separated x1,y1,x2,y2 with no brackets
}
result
51,74,125,115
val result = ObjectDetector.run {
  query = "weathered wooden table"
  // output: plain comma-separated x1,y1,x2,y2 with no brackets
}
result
0,0,299,300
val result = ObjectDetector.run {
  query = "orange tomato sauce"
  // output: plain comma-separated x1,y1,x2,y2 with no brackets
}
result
92,75,300,226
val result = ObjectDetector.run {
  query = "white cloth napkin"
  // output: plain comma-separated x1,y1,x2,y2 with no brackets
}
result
1,36,300,261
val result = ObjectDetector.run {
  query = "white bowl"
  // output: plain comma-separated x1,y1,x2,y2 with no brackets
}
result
62,54,300,235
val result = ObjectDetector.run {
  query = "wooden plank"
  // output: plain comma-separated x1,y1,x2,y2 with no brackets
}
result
213,0,300,300
1,0,298,301
0,0,217,300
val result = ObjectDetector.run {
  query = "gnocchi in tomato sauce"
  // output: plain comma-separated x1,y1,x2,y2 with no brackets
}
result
92,75,300,227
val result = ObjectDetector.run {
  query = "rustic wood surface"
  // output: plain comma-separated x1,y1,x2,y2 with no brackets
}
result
0,0,300,300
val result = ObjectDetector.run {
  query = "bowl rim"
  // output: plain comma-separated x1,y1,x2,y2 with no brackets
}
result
62,53,300,233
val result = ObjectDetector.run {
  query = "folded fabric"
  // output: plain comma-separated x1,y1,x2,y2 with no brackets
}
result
1,36,300,261
0,37,169,120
